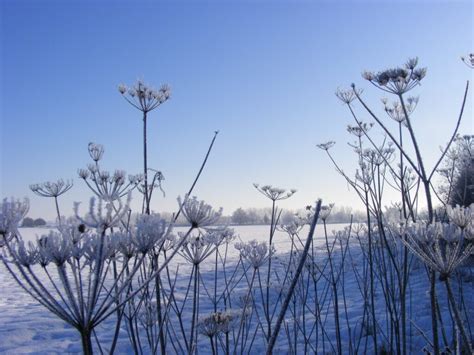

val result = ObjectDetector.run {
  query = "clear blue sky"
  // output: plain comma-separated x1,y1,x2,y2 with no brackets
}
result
1,0,473,220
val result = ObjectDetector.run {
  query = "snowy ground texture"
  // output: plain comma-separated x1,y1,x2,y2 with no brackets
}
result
1,225,473,354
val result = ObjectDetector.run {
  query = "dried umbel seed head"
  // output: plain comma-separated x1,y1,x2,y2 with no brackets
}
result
178,195,222,229
253,184,296,201
0,198,29,245
401,222,474,277
347,122,374,138
362,58,427,94
74,193,131,233
235,239,274,268
316,141,335,151
88,142,104,162
30,180,73,198
446,204,474,229
335,87,363,104
134,213,170,254
319,203,335,221
119,80,171,113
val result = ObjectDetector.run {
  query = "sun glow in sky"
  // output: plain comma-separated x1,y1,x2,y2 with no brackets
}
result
1,0,473,220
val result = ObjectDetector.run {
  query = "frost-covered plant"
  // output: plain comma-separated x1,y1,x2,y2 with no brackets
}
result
252,183,296,343
178,194,223,229
119,80,171,214
0,194,174,355
0,198,29,246
133,213,171,253
197,311,239,355
30,179,72,223
236,239,274,269
402,221,473,278
400,219,473,352
320,56,471,355
78,143,142,201
179,231,220,265
74,194,131,233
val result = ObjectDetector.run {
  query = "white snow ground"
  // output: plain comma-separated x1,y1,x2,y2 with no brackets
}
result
1,225,472,354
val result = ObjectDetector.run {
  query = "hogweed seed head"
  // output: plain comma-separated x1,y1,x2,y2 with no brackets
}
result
74,193,131,233
399,221,474,279
254,184,296,201
134,213,170,253
119,80,171,113
0,198,29,246
363,58,426,94
446,204,474,229
88,142,104,162
335,87,363,104
30,179,73,198
177,195,222,229
320,203,335,221
235,239,274,268
316,141,335,151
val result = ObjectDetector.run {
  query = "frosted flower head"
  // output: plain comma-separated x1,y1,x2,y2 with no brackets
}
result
177,195,222,229
74,194,131,233
37,231,73,266
402,222,474,279
319,203,335,221
8,240,38,267
30,179,73,198
0,198,29,246
335,87,362,104
363,58,426,94
81,233,118,265
205,227,236,246
355,165,373,185
118,84,127,94
446,204,473,229
347,122,374,137
78,168,90,179
80,144,140,200
236,239,274,268
279,219,304,236
197,313,221,338
198,311,239,337
160,233,177,251
362,146,395,166
88,142,104,162
383,97,418,123
179,231,217,264
316,141,335,151
113,231,136,259
253,184,296,201
134,214,170,254
129,174,144,185
119,79,171,113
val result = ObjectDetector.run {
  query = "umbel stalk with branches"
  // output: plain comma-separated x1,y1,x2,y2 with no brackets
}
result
318,56,472,354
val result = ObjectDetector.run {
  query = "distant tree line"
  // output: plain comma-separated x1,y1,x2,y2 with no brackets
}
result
147,206,366,227
21,217,47,227
229,206,365,225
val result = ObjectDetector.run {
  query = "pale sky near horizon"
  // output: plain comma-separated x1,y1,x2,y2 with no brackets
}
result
1,0,473,220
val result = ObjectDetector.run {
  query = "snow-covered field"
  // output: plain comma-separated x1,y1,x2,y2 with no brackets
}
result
1,225,473,354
